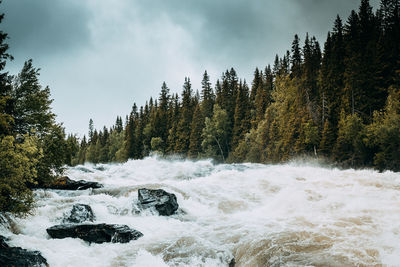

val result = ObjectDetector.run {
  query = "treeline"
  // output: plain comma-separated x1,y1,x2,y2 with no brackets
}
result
71,0,400,172
0,1,75,214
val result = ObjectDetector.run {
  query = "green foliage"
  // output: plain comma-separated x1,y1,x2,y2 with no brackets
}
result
232,81,250,149
333,111,367,167
319,120,336,155
230,128,262,163
202,104,229,161
12,60,55,134
65,134,79,166
36,124,67,186
151,137,163,153
175,78,194,154
366,87,400,171
157,82,170,151
108,129,125,162
0,3,71,215
188,104,204,158
303,120,320,153
0,95,13,136
201,70,214,119
0,135,41,214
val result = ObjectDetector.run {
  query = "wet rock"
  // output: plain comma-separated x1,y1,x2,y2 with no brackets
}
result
46,223,143,244
0,235,8,248
0,213,19,234
63,204,95,224
229,258,235,267
42,176,103,190
0,235,48,267
137,188,179,216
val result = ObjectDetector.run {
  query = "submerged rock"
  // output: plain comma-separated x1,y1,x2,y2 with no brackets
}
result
137,188,179,216
46,223,143,244
42,176,103,190
0,235,48,267
63,204,95,224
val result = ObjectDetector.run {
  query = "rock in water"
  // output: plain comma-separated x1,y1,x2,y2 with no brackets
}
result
63,204,95,224
0,235,48,267
45,176,103,190
46,224,143,244
138,188,179,216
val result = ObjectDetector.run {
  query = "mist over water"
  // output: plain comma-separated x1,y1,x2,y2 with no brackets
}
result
1,156,400,266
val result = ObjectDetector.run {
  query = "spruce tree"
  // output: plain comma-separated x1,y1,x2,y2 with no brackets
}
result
0,3,13,137
12,60,55,134
125,105,137,159
291,34,302,77
250,67,262,107
158,82,170,150
232,80,250,149
200,70,214,119
167,93,180,153
188,104,204,158
175,77,194,154
88,118,94,142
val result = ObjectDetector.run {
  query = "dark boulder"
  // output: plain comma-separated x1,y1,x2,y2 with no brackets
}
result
0,235,48,267
0,235,8,249
46,223,143,244
137,188,179,216
63,204,95,224
42,176,103,190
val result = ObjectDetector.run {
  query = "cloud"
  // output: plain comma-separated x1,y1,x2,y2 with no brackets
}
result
2,0,92,59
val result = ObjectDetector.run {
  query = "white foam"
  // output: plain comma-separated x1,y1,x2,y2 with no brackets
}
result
2,156,400,266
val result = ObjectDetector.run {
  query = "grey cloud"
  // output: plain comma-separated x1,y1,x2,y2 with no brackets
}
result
133,0,380,70
1,0,91,59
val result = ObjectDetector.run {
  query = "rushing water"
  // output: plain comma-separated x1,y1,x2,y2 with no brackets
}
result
1,156,400,266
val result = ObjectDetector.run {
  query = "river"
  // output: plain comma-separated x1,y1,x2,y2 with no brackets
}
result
1,156,400,266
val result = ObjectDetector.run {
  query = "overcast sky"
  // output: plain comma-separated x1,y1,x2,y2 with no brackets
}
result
1,0,379,136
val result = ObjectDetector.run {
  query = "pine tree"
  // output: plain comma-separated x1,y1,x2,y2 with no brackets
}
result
77,135,87,164
167,93,180,153
0,3,13,137
333,110,367,166
216,69,238,152
134,106,144,158
202,104,229,161
366,87,400,171
175,77,194,154
88,119,94,142
158,82,170,150
200,70,214,119
125,104,137,159
232,80,250,149
291,34,302,77
188,104,204,158
0,135,40,214
115,116,123,133
250,67,262,107
12,60,55,134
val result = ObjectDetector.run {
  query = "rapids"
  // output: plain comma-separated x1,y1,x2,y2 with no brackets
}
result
1,156,400,266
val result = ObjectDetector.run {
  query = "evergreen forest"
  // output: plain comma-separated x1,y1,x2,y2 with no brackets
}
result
72,0,400,172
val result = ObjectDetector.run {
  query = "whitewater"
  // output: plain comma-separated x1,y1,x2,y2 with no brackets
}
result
1,156,400,266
